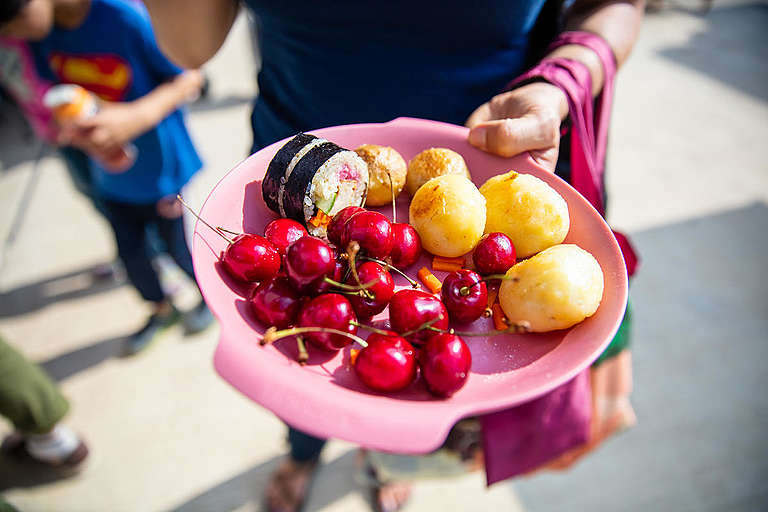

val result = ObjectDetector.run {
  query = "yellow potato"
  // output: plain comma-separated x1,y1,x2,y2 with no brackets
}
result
480,171,569,258
406,148,471,196
355,144,407,207
499,244,604,332
409,174,486,258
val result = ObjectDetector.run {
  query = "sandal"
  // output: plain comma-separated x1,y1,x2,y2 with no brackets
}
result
264,456,319,512
361,458,412,512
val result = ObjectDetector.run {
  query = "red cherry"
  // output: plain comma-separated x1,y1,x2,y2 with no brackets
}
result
473,232,517,275
297,294,358,351
264,219,307,255
309,257,347,296
248,276,301,329
285,236,335,290
221,234,281,283
342,211,393,259
345,261,394,318
389,223,422,269
327,206,365,247
388,289,449,344
419,333,472,397
441,270,488,324
354,332,417,392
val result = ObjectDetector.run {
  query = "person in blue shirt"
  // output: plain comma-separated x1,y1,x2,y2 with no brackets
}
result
145,1,644,511
1,0,214,355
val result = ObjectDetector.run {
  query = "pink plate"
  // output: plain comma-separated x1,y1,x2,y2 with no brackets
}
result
192,117,628,454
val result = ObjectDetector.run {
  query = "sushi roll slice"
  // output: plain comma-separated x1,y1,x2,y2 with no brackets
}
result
262,134,369,237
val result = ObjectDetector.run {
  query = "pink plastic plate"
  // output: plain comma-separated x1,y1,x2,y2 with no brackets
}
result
193,117,628,454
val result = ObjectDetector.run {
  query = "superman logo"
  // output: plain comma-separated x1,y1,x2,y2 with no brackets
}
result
49,52,132,101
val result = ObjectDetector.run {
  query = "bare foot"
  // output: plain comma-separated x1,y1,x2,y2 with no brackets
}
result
375,481,412,512
264,457,319,512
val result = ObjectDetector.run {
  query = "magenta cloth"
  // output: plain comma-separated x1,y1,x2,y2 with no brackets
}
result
481,31,635,486
481,370,591,484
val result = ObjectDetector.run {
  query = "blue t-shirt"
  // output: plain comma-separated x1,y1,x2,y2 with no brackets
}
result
31,0,202,204
245,0,548,152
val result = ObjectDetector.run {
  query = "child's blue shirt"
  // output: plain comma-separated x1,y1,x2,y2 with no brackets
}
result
31,0,202,204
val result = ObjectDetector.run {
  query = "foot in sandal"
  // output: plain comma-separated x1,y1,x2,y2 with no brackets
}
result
264,456,319,512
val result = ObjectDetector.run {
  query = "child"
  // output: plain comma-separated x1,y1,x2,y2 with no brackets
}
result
0,0,213,355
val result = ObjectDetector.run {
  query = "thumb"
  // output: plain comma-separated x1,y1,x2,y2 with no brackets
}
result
467,115,558,158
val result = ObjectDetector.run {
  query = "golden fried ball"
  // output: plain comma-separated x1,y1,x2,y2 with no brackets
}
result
409,174,486,258
406,147,471,196
355,144,407,207
499,244,604,332
480,171,569,258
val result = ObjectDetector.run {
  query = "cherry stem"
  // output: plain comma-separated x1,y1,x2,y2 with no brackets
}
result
296,335,309,365
459,274,511,296
425,322,531,337
262,326,368,348
346,242,375,300
358,256,420,289
216,226,241,237
323,276,380,292
401,316,443,338
177,194,233,244
350,321,392,336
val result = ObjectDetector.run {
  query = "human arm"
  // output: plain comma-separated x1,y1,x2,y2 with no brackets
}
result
61,70,204,156
141,0,240,69
466,0,644,169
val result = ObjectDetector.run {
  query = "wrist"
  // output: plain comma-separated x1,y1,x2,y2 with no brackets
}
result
545,44,604,96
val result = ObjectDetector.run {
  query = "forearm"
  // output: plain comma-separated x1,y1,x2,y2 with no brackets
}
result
143,0,239,69
132,71,203,132
548,0,645,95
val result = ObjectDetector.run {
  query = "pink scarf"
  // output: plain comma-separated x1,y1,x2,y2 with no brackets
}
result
481,31,638,485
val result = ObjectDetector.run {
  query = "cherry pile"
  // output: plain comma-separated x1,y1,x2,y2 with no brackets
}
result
184,194,524,399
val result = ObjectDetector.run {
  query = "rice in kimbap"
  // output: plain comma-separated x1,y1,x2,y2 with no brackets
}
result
262,134,369,237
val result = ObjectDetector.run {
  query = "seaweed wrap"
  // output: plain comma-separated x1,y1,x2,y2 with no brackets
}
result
262,133,369,237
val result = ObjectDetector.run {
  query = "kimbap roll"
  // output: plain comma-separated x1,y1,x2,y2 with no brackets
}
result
262,134,369,237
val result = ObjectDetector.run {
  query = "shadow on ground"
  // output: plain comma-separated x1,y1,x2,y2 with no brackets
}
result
0,102,42,172
511,202,768,511
656,3,768,102
167,449,361,512
0,264,124,318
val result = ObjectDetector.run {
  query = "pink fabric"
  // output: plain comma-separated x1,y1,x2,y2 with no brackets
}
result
481,31,637,486
0,38,56,142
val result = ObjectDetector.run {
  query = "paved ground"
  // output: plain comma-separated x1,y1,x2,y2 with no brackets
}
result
1,3,766,511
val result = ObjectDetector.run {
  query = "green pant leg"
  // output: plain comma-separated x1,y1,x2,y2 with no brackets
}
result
0,337,70,434
593,298,632,367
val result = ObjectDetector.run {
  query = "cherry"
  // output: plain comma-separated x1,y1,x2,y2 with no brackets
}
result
297,293,359,351
176,195,280,283
342,210,393,259
389,223,422,269
309,257,347,296
327,206,365,247
345,261,394,318
388,289,449,344
441,270,488,324
248,276,301,329
222,233,281,283
264,218,307,255
419,333,472,397
473,232,517,275
285,236,335,291
354,332,417,392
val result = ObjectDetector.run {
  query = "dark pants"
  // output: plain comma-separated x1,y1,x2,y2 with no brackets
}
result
288,427,327,462
104,199,196,303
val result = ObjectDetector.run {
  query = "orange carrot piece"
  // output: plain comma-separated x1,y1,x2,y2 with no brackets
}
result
492,303,508,331
418,267,443,294
309,210,332,228
433,255,465,267
432,260,464,273
487,285,499,309
350,348,360,366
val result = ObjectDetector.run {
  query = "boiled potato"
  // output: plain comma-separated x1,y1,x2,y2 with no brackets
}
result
406,148,471,196
480,171,569,258
499,244,604,332
355,144,407,207
409,174,486,258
